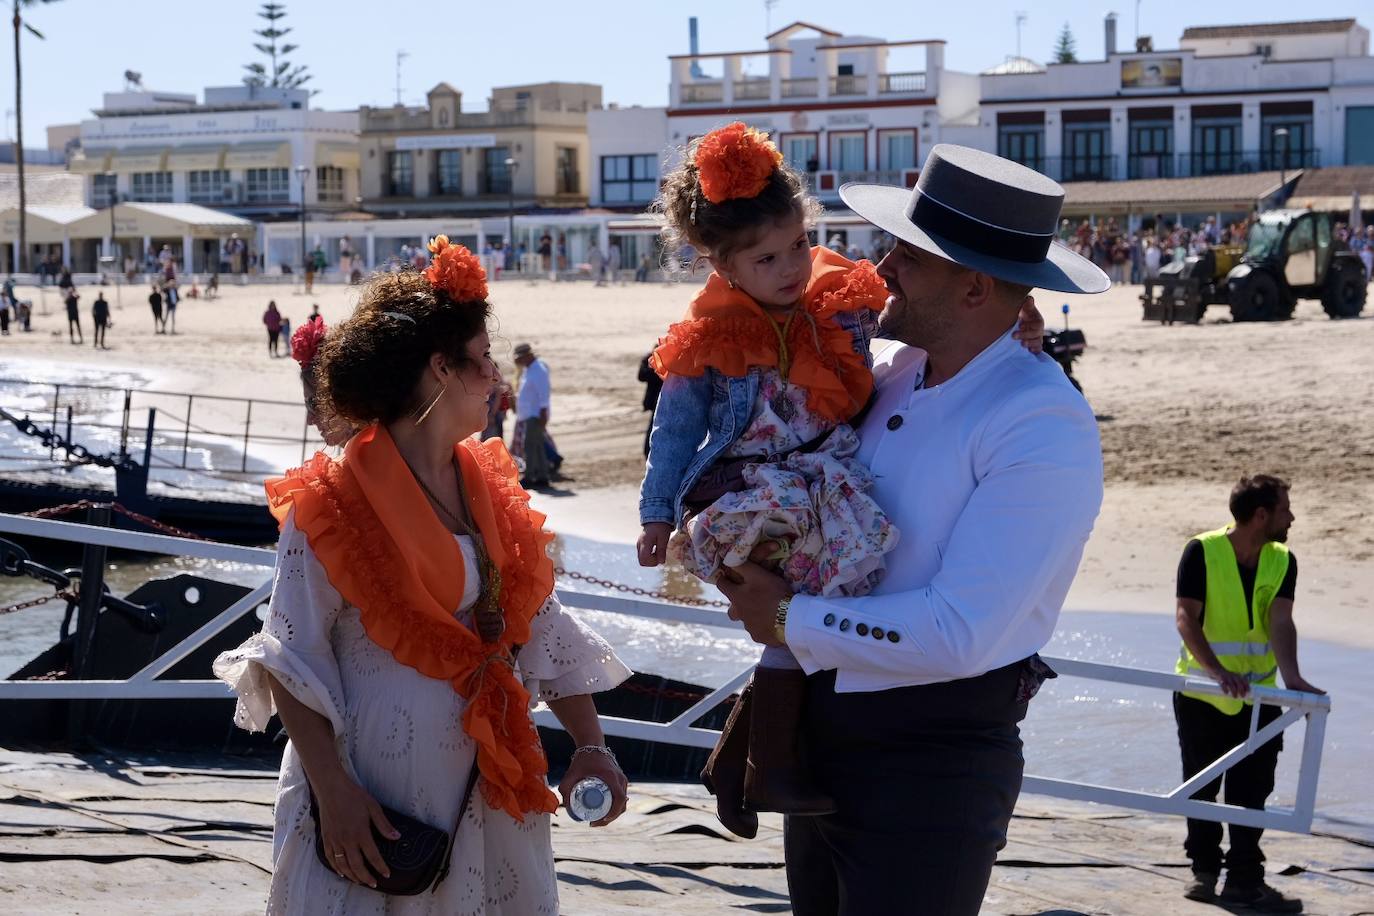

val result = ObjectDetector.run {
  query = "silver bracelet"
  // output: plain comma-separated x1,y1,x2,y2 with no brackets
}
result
571,744,619,767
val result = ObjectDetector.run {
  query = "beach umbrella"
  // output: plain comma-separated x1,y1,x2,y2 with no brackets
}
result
1350,191,1363,235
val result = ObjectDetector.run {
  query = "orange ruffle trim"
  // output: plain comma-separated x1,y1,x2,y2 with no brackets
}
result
649,247,888,423
265,427,558,821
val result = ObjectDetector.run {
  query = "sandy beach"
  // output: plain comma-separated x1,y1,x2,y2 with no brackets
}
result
3,270,1372,648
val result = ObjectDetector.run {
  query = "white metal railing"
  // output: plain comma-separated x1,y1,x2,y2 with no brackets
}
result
0,513,1331,833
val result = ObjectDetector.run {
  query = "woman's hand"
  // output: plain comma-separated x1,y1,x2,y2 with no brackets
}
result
558,749,630,827
314,772,401,888
1011,295,1045,353
637,522,672,567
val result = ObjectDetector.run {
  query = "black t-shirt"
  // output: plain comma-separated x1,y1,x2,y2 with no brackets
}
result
1176,538,1297,625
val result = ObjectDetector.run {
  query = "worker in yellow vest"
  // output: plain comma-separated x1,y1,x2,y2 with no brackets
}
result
1173,475,1323,912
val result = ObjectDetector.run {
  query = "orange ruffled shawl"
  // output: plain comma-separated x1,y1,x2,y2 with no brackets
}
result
649,247,888,423
265,425,559,821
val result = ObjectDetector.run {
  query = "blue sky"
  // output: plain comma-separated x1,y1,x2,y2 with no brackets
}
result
5,0,1368,147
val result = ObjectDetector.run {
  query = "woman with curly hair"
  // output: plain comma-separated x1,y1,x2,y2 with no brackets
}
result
214,238,631,913
637,123,1044,836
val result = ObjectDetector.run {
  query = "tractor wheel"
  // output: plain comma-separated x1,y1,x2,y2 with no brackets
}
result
1321,261,1367,319
1229,271,1290,322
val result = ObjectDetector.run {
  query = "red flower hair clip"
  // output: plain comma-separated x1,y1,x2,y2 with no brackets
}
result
694,121,784,205
291,316,328,369
422,235,488,302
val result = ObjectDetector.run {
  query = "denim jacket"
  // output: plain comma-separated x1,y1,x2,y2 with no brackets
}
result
639,306,877,527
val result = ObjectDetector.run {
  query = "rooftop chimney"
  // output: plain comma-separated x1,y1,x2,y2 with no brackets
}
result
689,17,704,78
1105,12,1118,57
1135,35,1153,53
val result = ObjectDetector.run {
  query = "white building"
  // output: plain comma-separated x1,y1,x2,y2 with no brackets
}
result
68,84,360,266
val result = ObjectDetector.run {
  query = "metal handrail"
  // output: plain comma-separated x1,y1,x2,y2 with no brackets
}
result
0,512,1332,834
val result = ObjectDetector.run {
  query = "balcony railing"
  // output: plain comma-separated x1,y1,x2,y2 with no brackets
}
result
1007,155,1120,183
781,77,818,98
880,71,927,93
734,79,771,100
681,82,725,103
829,74,866,96
1175,148,1319,178
556,169,581,196
481,171,512,195
1127,153,1176,180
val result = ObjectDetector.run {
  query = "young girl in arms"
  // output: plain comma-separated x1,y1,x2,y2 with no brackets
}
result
638,123,1043,835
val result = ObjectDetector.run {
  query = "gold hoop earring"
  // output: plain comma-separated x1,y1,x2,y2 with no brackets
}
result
411,381,448,426
727,277,736,290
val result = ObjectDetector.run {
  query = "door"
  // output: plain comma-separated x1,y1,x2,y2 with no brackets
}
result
1283,216,1317,287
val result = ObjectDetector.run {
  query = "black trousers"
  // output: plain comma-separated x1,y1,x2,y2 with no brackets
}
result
1173,693,1283,883
786,662,1030,916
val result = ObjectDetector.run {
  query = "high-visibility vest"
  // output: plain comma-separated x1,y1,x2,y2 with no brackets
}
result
1176,527,1287,715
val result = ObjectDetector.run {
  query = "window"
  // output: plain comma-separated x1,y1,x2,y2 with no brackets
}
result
780,134,818,172
556,147,579,195
482,147,511,194
435,150,463,196
998,125,1044,171
600,154,657,203
829,132,866,172
130,171,173,202
386,151,413,196
1062,122,1111,180
1191,118,1242,175
1261,118,1314,170
1128,122,1173,179
92,173,118,208
878,130,917,171
245,167,291,203
1347,107,1374,166
316,166,345,202
187,169,230,203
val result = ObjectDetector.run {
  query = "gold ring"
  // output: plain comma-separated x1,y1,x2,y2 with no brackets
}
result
333,852,345,859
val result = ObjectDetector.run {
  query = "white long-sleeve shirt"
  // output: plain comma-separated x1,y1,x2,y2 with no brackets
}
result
786,329,1104,693
515,358,551,421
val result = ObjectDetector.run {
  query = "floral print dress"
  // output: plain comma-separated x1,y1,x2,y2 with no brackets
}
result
670,368,899,600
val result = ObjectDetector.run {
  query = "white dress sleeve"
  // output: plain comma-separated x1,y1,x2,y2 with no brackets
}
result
212,510,349,735
519,593,632,702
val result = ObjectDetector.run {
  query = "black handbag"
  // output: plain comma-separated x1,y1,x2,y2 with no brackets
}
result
309,762,480,896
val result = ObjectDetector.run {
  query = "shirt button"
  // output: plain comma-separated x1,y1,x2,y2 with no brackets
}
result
839,618,851,632
855,623,869,636
823,613,836,627
887,631,900,644
886,415,903,431
871,627,885,640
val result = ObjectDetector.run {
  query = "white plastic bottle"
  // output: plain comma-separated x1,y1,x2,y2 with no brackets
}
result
566,777,612,823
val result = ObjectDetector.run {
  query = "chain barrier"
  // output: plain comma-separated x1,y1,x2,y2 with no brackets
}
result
0,406,136,472
20,500,208,541
0,588,78,616
554,566,728,609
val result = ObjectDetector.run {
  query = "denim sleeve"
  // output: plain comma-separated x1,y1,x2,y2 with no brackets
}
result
639,372,711,526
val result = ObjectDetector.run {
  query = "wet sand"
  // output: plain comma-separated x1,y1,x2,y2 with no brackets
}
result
3,272,1372,647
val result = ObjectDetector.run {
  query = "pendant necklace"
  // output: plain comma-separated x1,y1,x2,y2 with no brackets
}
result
764,309,799,424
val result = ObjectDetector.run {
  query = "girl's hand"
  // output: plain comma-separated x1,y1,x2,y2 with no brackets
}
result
1011,295,1045,353
637,522,672,567
558,749,629,827
314,772,400,888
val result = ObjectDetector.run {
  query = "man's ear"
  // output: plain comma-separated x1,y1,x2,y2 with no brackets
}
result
963,270,997,311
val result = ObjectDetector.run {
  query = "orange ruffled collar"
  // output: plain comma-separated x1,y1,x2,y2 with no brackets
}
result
265,425,558,821
649,247,887,423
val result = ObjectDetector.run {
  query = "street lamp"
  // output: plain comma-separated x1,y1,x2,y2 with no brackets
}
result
102,171,122,308
295,165,311,279
505,156,519,270
1274,127,1290,190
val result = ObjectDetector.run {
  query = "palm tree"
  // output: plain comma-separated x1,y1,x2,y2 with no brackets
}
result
12,0,59,275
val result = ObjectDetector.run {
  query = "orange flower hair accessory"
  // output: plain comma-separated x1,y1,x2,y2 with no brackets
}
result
422,235,488,302
694,121,784,204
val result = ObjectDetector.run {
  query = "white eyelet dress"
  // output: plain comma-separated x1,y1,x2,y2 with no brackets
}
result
213,512,631,915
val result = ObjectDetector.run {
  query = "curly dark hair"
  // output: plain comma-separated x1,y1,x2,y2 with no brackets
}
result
653,139,821,269
314,271,491,428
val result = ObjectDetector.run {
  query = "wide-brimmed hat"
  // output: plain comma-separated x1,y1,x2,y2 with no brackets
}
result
840,144,1109,294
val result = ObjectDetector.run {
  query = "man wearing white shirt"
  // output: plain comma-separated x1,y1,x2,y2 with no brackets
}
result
719,146,1109,915
513,342,552,488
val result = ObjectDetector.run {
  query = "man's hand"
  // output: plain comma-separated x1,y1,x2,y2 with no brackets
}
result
637,523,672,567
1011,295,1044,354
715,562,791,647
1211,667,1252,698
1283,673,1325,695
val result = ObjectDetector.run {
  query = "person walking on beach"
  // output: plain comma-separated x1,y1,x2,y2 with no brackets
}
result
512,342,552,489
91,292,110,349
263,301,283,356
1173,475,1321,912
715,146,1108,915
164,282,179,335
149,283,165,333
214,238,629,913
64,286,82,344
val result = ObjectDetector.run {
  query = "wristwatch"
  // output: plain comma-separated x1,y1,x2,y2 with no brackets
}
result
774,595,792,645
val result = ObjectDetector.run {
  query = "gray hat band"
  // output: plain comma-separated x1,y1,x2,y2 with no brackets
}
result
907,191,1052,264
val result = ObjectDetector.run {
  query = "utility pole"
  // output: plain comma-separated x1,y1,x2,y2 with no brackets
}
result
764,0,779,34
1135,0,1142,43
1015,11,1028,59
395,50,409,106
